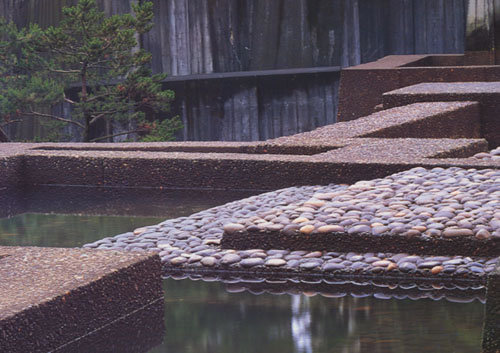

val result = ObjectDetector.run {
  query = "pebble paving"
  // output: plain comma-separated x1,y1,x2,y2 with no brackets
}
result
473,147,500,161
84,167,499,282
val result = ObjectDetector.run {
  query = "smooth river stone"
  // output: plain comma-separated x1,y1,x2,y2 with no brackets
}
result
442,228,474,238
347,225,371,234
317,225,344,233
300,262,320,270
221,254,241,265
418,261,442,269
372,260,392,267
265,259,286,267
201,256,217,267
322,263,345,271
431,266,443,274
170,257,188,265
300,225,315,234
475,228,491,239
399,262,417,272
223,223,245,234
240,258,265,267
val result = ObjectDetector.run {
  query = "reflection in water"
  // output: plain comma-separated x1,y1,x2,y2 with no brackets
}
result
0,194,488,353
152,278,485,353
291,295,313,353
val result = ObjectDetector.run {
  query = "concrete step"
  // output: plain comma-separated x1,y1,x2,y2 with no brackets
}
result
382,82,500,148
270,101,482,144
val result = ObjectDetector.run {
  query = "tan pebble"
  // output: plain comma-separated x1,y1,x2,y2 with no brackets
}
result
371,222,384,227
313,192,338,200
395,212,406,217
475,229,491,240
387,263,398,271
304,200,326,208
296,207,316,212
372,260,391,267
293,217,309,224
133,227,147,235
204,239,221,245
265,258,286,267
170,257,187,265
442,228,473,238
304,251,323,258
406,229,421,237
431,266,443,274
188,254,202,263
412,226,427,232
300,225,315,234
317,225,344,233
223,223,245,234
450,190,461,196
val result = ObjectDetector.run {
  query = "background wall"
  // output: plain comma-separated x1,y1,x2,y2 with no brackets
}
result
1,0,467,141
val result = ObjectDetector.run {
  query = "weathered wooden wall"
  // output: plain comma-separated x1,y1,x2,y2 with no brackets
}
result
1,0,468,141
165,69,340,141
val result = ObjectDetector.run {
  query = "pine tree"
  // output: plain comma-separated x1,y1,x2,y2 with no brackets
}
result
0,0,180,142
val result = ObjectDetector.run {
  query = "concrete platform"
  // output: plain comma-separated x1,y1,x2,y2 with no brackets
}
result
383,82,500,148
337,53,500,122
0,246,162,353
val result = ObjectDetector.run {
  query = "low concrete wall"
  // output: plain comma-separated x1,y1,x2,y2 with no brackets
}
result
0,247,163,353
482,260,500,353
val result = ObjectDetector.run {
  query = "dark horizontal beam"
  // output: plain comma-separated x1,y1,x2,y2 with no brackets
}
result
161,66,342,83
68,66,341,89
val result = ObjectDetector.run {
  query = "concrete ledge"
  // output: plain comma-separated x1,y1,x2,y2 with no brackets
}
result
221,230,499,257
53,298,164,353
383,82,500,148
272,102,481,142
482,260,500,353
0,247,162,353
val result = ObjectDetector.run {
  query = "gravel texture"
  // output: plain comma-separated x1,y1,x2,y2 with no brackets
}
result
84,167,499,282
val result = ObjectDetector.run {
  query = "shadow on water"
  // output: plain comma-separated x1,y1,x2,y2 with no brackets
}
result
0,186,492,353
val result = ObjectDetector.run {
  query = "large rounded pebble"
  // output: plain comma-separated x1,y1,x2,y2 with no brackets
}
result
317,225,344,233
431,266,443,274
220,254,241,265
399,262,417,272
133,227,147,235
201,256,217,267
223,223,245,234
348,225,371,234
322,263,345,271
240,258,265,267
372,260,392,267
304,251,323,258
300,262,320,270
265,259,287,267
475,229,491,240
170,257,188,265
418,261,442,269
300,225,315,234
442,228,474,238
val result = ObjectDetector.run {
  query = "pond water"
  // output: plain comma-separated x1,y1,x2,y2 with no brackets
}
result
0,187,486,353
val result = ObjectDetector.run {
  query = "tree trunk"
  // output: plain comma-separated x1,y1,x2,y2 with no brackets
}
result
0,126,9,142
81,64,90,142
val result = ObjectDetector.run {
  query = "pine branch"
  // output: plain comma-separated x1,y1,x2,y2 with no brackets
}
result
90,128,146,142
25,111,85,129
0,119,23,127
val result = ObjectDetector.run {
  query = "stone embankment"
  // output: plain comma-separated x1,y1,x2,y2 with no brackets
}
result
85,166,499,283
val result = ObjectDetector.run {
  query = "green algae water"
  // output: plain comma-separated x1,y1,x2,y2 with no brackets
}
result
0,187,486,353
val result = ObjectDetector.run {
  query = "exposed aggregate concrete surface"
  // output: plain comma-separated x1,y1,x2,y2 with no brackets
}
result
84,167,499,283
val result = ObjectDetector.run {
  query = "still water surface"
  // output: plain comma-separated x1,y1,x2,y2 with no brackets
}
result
0,187,485,353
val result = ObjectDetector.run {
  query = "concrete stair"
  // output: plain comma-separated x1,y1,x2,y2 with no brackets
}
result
382,82,500,148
